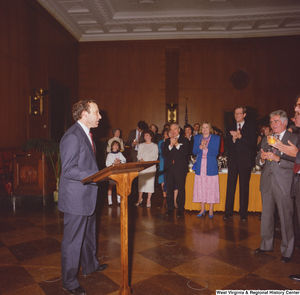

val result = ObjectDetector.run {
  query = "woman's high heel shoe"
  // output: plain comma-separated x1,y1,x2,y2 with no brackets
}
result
197,210,206,218
147,203,151,208
209,214,214,219
135,199,143,206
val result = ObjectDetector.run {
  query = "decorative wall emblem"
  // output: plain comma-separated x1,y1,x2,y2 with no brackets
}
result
20,166,38,183
231,70,250,90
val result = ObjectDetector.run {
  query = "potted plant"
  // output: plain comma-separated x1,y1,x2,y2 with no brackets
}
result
21,138,61,201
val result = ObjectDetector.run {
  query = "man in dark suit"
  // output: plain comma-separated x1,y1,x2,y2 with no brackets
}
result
255,110,298,263
126,121,147,162
184,123,195,160
163,124,189,217
193,123,200,135
58,100,108,295
223,106,256,221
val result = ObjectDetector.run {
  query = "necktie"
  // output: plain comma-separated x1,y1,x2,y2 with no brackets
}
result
238,124,241,132
137,132,141,143
293,147,300,174
89,132,96,155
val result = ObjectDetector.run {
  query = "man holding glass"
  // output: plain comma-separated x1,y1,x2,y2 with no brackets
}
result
255,110,298,263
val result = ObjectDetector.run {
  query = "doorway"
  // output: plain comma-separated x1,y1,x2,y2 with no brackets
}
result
49,79,71,143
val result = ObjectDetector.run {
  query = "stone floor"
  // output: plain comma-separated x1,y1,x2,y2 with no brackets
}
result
1,185,300,295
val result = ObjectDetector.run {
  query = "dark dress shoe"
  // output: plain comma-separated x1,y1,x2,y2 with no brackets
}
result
165,210,173,216
289,274,300,281
67,286,86,295
281,256,291,263
176,211,184,218
97,264,108,272
223,214,233,220
255,248,272,254
83,264,108,276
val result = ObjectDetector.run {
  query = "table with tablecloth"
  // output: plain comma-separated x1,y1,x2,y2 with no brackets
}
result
184,172,262,212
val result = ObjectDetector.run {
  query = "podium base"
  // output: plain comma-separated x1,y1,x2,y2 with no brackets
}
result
118,286,132,295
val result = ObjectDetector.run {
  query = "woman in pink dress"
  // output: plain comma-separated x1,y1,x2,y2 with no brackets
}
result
193,122,220,218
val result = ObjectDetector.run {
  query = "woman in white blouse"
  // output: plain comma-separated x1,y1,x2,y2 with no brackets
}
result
135,130,159,207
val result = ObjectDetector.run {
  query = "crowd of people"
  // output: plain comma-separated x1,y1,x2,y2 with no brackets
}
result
105,100,300,271
105,120,225,216
57,98,300,294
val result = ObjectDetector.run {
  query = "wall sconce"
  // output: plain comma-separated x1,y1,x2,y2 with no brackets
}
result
29,88,49,115
167,103,178,123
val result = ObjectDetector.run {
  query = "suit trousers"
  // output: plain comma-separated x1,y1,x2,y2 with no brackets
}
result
225,162,252,218
61,212,100,289
166,168,187,213
260,175,294,258
293,174,300,243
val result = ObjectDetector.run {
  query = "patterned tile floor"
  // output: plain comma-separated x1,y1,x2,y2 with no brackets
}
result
1,185,300,295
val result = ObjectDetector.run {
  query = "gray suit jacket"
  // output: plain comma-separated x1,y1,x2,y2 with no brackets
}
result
256,130,297,196
58,122,99,216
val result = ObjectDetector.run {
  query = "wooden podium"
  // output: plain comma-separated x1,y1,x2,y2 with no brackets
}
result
82,161,159,295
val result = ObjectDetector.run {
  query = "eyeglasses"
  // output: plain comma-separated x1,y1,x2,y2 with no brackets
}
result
234,113,243,115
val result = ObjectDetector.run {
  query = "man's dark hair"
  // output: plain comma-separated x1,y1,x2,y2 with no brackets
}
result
184,124,194,133
72,100,97,121
234,106,247,114
137,121,148,131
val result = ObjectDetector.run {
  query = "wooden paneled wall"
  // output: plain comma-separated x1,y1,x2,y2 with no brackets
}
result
1,0,300,149
1,1,29,148
79,42,166,140
0,0,79,148
179,38,300,131
79,37,300,141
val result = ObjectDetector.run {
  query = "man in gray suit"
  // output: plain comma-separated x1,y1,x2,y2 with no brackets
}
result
255,110,298,263
267,95,300,279
58,100,108,295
